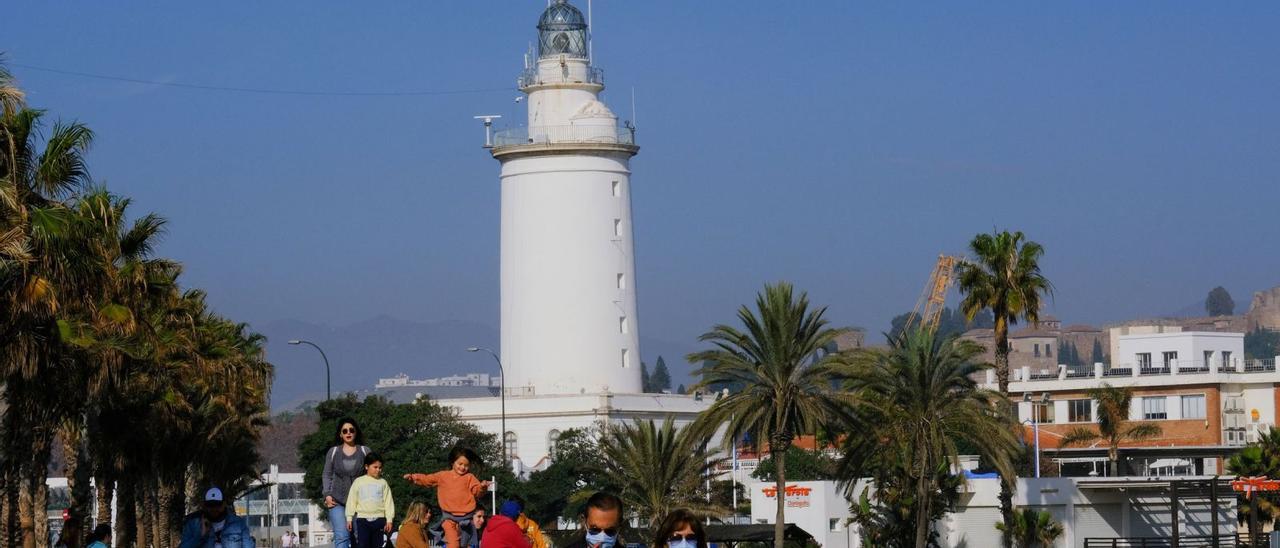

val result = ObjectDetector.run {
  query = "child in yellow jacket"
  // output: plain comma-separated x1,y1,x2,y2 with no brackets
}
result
346,452,395,548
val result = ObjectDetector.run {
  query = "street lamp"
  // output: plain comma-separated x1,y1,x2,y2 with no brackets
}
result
1022,392,1051,478
467,347,506,470
288,340,331,401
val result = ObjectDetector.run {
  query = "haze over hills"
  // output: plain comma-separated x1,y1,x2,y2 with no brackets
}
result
257,315,700,411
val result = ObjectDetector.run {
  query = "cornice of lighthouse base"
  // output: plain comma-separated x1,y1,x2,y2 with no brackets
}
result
490,142,639,160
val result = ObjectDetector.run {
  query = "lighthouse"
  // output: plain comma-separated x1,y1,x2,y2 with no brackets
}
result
490,0,642,396
438,0,710,475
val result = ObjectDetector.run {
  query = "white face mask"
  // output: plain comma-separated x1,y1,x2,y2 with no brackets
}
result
669,540,696,548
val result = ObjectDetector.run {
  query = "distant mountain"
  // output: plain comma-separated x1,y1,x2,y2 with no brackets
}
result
256,315,702,411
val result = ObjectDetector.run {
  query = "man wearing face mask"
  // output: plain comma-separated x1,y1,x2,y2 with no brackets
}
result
562,492,623,548
180,488,256,548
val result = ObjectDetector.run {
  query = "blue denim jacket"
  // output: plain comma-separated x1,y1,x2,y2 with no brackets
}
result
179,513,256,548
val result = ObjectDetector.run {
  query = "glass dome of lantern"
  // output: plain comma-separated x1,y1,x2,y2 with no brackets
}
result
537,0,589,60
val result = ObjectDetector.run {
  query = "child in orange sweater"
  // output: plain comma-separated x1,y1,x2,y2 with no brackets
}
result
403,446,491,548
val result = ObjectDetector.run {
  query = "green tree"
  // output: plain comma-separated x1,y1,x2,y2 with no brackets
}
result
1245,328,1280,360
600,418,726,527
641,362,652,392
957,230,1052,544
1206,286,1235,316
298,395,509,523
1226,427,1280,528
995,508,1063,548
1058,384,1161,477
888,307,993,341
689,282,853,548
840,328,1019,548
752,446,835,482
1091,339,1106,366
514,428,607,525
651,356,672,393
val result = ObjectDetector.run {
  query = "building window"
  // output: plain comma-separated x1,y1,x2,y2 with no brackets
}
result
1205,350,1214,368
1223,351,1233,368
829,519,842,532
548,429,561,457
1046,344,1052,358
619,316,628,334
612,181,621,196
1034,403,1055,424
614,219,622,237
1163,351,1178,368
617,273,626,290
1181,395,1206,419
1033,344,1040,358
1068,399,1092,423
1137,353,1152,369
504,431,518,458
1142,397,1168,420
621,348,630,368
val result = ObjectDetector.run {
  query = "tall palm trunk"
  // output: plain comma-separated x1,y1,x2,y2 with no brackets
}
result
32,480,47,548
995,317,1015,548
133,483,150,548
115,479,135,548
772,447,786,548
149,484,167,548
94,474,112,528
18,469,33,548
1,469,12,548
61,423,90,548
913,457,932,548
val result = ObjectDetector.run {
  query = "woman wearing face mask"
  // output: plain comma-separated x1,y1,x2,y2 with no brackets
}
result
651,510,707,548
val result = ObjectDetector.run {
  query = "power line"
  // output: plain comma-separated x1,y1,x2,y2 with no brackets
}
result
12,62,515,97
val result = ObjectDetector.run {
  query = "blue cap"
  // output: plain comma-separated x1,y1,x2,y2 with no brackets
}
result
499,500,522,519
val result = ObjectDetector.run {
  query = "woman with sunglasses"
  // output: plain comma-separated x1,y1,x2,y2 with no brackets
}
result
323,418,371,548
651,510,706,548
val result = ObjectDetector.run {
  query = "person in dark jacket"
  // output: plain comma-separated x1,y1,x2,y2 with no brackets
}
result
560,492,623,548
651,509,707,548
323,418,370,548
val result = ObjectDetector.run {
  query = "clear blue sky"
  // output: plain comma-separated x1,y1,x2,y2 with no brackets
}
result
5,2,1278,347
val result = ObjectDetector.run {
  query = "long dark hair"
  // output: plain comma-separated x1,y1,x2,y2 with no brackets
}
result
88,524,112,544
332,417,366,447
652,509,707,548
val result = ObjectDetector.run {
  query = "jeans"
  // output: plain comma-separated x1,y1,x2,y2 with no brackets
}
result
354,518,386,548
329,505,351,548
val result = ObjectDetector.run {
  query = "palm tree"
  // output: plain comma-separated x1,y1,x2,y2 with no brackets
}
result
1227,427,1280,531
1058,384,1161,477
599,418,727,527
688,281,854,548
995,508,1063,548
840,328,1020,548
957,229,1051,544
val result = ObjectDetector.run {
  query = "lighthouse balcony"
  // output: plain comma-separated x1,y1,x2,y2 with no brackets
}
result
518,65,604,89
492,124,636,152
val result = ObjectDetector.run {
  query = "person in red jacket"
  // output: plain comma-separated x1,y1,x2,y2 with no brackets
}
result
479,501,530,548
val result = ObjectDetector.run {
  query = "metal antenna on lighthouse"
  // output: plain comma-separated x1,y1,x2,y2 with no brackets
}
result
473,115,502,148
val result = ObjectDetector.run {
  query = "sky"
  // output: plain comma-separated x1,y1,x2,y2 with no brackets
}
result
4,2,1279,355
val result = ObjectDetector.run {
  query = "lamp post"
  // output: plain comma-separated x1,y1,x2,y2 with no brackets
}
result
288,340,331,401
1022,392,1051,478
467,347,506,470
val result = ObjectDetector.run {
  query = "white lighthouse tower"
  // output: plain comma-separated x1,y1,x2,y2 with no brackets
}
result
439,1,710,475
490,0,642,396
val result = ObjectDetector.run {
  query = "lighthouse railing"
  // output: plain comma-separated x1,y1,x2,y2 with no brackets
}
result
493,125,635,148
518,66,605,89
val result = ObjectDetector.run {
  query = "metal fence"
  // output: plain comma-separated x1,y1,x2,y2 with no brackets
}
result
517,66,604,88
493,125,635,148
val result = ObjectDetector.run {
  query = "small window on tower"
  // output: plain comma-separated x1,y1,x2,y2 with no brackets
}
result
619,316,628,334
614,219,622,237
612,181,621,197
621,348,630,368
617,273,626,290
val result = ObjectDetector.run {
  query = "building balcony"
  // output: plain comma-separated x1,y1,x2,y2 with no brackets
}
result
518,65,604,89
993,357,1280,391
490,124,638,156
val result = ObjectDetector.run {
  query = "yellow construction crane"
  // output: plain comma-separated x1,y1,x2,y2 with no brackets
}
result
903,255,970,333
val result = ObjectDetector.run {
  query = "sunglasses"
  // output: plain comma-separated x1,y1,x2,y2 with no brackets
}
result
668,534,699,543
341,428,356,434
587,527,618,536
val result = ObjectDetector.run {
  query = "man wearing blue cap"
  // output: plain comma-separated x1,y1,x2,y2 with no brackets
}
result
180,487,255,548
477,500,529,548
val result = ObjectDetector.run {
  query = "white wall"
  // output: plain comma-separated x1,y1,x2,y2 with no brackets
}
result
1116,332,1244,369
750,481,853,548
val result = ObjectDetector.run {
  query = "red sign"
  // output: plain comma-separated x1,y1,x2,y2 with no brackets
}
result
1232,477,1280,499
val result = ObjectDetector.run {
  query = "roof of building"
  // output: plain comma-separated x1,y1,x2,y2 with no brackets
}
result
961,328,994,339
1062,324,1102,333
363,385,498,405
1011,327,1058,339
